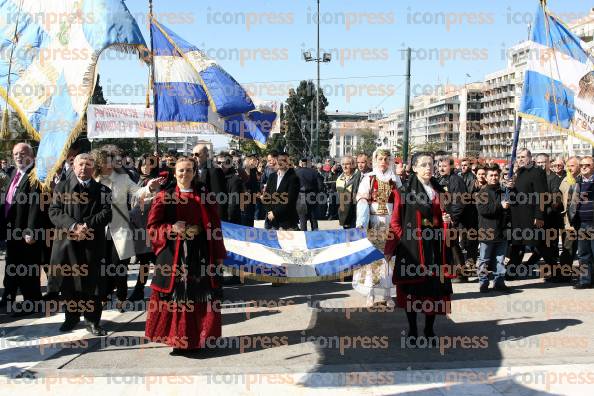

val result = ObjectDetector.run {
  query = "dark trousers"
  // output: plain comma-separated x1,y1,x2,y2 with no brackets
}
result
318,192,328,220
102,239,131,301
241,204,255,227
134,252,155,287
508,241,557,278
3,240,41,302
559,231,578,280
326,191,339,220
61,276,102,324
461,234,479,264
255,201,265,220
297,192,318,231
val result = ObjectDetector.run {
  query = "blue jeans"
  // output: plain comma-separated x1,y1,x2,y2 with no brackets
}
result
577,224,594,286
477,240,508,286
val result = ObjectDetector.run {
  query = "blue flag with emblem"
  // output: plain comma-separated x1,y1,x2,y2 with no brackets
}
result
221,222,383,282
0,0,147,185
518,4,594,145
150,18,276,145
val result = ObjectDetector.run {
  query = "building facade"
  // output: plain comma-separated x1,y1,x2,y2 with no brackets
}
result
328,111,381,158
377,84,482,159
481,10,594,160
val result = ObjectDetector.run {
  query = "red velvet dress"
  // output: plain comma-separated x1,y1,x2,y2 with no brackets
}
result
145,187,226,349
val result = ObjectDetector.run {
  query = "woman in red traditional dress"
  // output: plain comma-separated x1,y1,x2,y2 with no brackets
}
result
145,157,226,355
384,152,454,348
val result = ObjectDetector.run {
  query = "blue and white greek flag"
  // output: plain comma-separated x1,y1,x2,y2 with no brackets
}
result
221,223,383,282
0,0,147,184
519,4,594,144
150,19,275,145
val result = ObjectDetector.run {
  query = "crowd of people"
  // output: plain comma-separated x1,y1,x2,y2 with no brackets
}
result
0,140,592,352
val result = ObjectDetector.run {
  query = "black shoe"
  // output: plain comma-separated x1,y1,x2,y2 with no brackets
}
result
223,276,242,286
85,322,108,336
10,302,36,318
573,284,592,289
170,348,192,356
127,286,145,302
544,277,571,284
59,318,80,332
0,296,13,311
423,330,439,348
494,283,511,293
479,284,490,293
403,330,418,348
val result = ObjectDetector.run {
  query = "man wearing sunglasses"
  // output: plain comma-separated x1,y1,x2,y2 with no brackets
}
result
568,156,594,289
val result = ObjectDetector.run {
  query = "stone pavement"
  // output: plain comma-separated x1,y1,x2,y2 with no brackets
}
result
1,221,593,395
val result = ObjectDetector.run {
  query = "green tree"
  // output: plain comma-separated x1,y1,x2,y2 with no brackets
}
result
0,111,33,160
265,133,286,154
282,81,331,160
417,141,442,153
356,128,378,157
394,140,417,159
91,74,107,105
238,138,263,157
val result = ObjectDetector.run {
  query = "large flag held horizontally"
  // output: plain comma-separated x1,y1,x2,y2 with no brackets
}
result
221,222,383,282
518,4,594,144
150,18,276,145
0,0,147,185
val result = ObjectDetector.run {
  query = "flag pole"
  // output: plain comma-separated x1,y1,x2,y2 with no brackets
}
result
507,116,522,182
148,0,159,156
507,0,547,187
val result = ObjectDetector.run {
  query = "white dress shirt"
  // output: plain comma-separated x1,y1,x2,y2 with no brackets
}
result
276,169,286,190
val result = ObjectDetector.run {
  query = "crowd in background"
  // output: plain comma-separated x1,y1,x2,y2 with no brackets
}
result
0,141,592,348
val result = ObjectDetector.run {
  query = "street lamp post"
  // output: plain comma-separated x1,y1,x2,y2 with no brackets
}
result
303,0,331,161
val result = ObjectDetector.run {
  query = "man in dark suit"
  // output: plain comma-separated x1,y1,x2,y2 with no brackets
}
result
295,158,322,231
264,152,300,230
241,153,260,227
259,151,278,223
217,151,245,225
0,143,44,314
192,143,228,220
49,153,112,336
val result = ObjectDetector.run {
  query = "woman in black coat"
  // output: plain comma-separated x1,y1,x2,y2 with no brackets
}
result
384,152,454,347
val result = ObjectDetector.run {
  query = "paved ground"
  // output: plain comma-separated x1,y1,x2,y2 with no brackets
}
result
1,221,593,395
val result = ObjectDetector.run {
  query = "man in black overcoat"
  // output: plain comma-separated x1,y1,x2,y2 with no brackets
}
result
295,158,323,231
505,149,552,279
0,143,44,314
192,143,228,220
437,156,469,282
217,151,245,225
49,153,112,335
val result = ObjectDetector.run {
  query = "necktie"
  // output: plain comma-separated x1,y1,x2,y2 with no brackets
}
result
4,172,22,217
